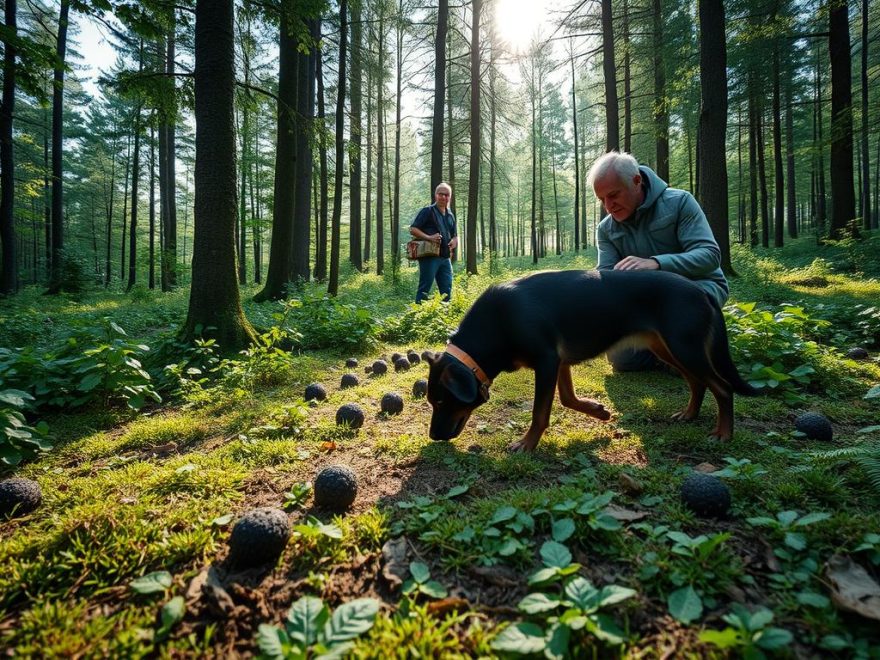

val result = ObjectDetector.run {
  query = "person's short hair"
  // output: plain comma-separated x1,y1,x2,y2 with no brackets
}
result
586,151,641,190
435,182,452,195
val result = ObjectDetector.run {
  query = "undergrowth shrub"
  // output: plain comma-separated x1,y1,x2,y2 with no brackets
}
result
285,294,378,352
0,389,51,468
380,293,469,344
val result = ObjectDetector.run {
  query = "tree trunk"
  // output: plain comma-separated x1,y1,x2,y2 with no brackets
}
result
47,0,70,293
329,1,348,295
748,82,758,246
292,19,316,282
255,10,297,301
570,44,580,252
623,0,631,153
859,0,870,230
161,26,178,291
785,70,797,238
364,59,372,263
757,102,769,248
601,0,619,152
697,0,732,273
314,31,329,281
391,0,404,275
0,0,17,294
376,12,385,276
349,0,363,271
182,0,255,350
126,106,142,292
466,0,480,275
815,44,827,236
489,39,497,255
149,124,156,289
772,37,784,248
530,59,538,265
653,0,669,181
431,0,448,195
828,0,857,239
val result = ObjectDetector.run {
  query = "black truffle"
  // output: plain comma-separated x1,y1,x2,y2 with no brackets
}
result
345,357,359,368
394,358,411,372
381,392,404,415
795,412,833,442
371,360,388,376
407,351,421,365
336,403,365,429
391,352,403,363
314,465,358,510
680,473,731,518
0,478,42,518
340,373,360,389
304,383,327,402
227,507,290,568
845,347,869,360
412,379,428,398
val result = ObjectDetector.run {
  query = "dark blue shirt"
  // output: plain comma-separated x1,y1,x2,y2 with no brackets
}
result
411,204,457,258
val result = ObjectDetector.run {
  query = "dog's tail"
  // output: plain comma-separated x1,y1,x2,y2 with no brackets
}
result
708,299,759,397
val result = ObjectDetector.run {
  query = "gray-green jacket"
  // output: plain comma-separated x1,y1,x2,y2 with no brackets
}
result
596,166,729,306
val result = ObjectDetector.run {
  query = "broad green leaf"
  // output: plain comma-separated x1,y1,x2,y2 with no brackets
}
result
317,522,343,539
746,516,776,527
563,576,597,611
160,596,185,630
490,622,547,654
784,532,807,551
0,389,32,408
597,585,637,608
589,612,627,645
256,623,292,659
420,580,448,599
544,622,571,660
445,484,469,498
321,598,379,644
756,627,794,650
865,385,880,399
211,513,234,527
777,511,799,527
668,586,702,624
540,541,572,569
857,425,880,434
498,537,522,556
79,372,103,392
794,512,830,527
517,592,561,614
795,591,829,609
409,561,431,584
490,505,518,525
287,596,326,646
130,571,172,595
528,567,559,586
699,628,740,648
747,608,774,631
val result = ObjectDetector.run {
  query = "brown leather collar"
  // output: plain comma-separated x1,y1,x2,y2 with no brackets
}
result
445,343,492,400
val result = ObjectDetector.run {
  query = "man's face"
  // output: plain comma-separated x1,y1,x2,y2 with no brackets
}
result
593,172,642,222
435,187,451,211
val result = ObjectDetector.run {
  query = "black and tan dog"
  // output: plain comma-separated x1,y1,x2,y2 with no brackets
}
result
426,269,756,452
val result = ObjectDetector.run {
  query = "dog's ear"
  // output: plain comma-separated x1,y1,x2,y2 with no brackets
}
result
441,360,479,404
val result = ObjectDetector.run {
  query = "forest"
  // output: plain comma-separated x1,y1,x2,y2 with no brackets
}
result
0,0,879,656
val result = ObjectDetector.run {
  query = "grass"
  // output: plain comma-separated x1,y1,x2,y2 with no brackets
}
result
1,237,879,656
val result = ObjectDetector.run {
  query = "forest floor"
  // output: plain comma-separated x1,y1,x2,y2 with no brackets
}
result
1,238,879,658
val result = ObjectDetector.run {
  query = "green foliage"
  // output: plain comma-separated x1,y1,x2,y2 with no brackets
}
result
380,293,468,344
256,595,379,659
746,510,831,554
285,294,378,352
491,563,636,655
699,605,793,658
402,561,448,600
725,302,831,403
0,389,52,468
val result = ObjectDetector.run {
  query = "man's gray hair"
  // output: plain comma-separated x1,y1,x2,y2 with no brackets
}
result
435,182,452,194
586,151,641,189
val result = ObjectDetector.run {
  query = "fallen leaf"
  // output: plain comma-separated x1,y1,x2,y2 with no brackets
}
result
427,597,469,616
320,441,337,452
152,442,178,455
618,472,644,495
381,537,409,588
603,504,649,522
186,566,235,616
825,554,880,621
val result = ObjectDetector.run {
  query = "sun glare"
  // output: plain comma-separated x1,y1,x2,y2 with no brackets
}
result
494,0,547,54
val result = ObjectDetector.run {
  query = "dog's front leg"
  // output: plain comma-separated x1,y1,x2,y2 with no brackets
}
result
509,358,559,453
556,364,612,421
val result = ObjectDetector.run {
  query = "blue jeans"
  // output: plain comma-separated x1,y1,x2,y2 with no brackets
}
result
416,257,453,303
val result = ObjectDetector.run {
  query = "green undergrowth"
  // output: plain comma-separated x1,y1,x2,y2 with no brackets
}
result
1,241,879,656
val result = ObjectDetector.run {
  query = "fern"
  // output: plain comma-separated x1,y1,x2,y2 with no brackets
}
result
855,456,880,491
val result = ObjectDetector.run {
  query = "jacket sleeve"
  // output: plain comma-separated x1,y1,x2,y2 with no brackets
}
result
596,222,621,271
652,193,721,278
410,206,429,230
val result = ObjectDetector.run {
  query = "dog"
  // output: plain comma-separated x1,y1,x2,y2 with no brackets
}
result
425,269,757,452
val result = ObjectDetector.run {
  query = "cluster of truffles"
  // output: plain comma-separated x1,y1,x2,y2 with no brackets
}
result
301,349,436,432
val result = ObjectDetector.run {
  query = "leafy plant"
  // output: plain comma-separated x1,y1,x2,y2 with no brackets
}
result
402,562,448,600
257,595,380,659
287,294,377,351
855,533,880,566
712,457,769,482
283,482,313,511
699,605,792,658
0,389,52,467
491,568,636,656
746,510,831,555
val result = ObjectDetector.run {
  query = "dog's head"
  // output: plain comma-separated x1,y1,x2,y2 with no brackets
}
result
426,352,489,440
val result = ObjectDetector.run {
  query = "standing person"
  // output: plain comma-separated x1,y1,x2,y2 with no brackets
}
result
409,182,459,303
588,151,729,371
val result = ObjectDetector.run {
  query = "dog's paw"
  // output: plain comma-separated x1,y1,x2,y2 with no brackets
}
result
507,439,536,453
592,406,612,421
671,409,699,422
707,430,732,442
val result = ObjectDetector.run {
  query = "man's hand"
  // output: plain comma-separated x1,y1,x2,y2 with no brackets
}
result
449,236,459,250
613,256,660,271
428,233,442,244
